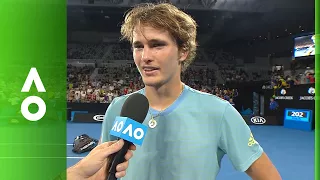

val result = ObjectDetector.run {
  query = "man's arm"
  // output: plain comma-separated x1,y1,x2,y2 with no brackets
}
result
246,152,282,180
218,102,281,178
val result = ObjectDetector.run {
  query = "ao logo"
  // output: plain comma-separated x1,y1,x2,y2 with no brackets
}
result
251,116,266,125
110,116,148,146
21,68,46,121
111,120,144,140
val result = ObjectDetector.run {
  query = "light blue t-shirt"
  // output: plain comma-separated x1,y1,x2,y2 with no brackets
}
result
101,84,263,180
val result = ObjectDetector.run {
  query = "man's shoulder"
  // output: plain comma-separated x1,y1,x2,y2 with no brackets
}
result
185,85,229,105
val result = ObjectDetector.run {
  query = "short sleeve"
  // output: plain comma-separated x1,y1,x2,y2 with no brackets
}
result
100,98,120,143
218,103,263,172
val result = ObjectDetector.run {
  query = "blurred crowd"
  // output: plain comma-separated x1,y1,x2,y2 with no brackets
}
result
218,64,249,82
67,63,238,105
269,61,315,90
66,43,314,106
212,87,238,107
67,65,144,103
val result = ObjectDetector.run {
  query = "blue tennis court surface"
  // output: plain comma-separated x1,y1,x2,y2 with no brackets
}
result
67,122,102,167
67,122,314,180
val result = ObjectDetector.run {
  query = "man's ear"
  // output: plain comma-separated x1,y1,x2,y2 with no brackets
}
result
179,49,189,62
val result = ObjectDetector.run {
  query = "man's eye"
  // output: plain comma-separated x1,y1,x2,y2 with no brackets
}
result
134,45,143,49
152,43,164,47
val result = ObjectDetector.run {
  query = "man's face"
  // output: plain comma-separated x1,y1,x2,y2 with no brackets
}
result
132,25,188,87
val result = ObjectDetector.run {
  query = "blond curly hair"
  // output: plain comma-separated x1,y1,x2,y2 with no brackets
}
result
120,3,198,72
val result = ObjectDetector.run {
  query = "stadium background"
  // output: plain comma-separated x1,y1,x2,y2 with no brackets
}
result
65,0,315,179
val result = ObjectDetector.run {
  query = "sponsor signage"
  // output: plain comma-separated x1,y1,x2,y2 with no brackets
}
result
73,113,103,123
299,87,315,101
262,85,273,89
250,116,266,124
274,96,293,100
268,86,315,101
243,115,282,125
93,115,104,122
299,96,314,100
274,89,294,100
67,103,109,122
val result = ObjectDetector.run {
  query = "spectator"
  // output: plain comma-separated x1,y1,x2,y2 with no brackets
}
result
306,73,315,84
229,98,235,107
269,98,279,110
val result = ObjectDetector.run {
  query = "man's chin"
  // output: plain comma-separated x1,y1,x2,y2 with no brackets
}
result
143,79,164,88
144,82,161,87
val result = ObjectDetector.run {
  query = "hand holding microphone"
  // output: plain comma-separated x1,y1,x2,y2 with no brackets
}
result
67,93,149,180
67,139,136,180
106,93,149,180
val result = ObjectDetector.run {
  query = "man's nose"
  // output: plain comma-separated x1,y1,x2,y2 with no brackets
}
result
141,48,152,62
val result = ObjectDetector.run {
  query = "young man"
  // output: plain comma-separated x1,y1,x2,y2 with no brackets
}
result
101,3,281,180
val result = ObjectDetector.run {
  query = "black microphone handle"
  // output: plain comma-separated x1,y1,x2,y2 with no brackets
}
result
106,140,131,180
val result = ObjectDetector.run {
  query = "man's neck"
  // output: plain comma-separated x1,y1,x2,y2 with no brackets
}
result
145,80,184,111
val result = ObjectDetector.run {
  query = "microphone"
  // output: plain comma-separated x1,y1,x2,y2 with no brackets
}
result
106,93,149,180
